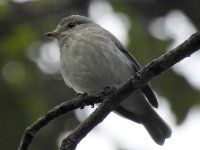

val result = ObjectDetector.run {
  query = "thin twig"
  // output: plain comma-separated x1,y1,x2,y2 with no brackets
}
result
18,95,103,150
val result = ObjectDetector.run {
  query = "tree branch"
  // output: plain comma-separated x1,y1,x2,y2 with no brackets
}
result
18,95,103,150
59,32,200,149
18,32,200,150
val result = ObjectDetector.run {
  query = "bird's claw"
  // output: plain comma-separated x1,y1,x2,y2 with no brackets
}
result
77,92,88,109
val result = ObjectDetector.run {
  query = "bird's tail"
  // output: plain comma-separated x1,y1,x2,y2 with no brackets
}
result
140,109,172,145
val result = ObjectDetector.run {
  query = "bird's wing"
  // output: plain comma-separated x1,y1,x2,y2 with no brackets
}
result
117,46,158,108
104,31,158,108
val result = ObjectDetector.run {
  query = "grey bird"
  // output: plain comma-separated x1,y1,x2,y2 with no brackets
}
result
46,15,172,145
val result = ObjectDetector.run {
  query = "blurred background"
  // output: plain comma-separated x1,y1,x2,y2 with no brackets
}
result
0,0,200,149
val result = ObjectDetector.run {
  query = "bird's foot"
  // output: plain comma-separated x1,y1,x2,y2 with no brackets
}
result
77,92,88,109
99,85,117,97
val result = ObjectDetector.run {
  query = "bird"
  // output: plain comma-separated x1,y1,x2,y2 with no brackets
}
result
46,15,172,145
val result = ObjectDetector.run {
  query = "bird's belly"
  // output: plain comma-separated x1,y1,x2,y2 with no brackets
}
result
61,55,115,94
60,41,133,95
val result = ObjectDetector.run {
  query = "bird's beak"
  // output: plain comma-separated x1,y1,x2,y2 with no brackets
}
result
45,31,59,39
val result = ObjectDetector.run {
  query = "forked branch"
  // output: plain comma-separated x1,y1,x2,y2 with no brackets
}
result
18,32,200,150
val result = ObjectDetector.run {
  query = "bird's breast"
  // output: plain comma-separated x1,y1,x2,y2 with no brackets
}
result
59,33,133,95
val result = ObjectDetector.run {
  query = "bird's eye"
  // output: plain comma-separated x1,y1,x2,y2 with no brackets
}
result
67,22,76,29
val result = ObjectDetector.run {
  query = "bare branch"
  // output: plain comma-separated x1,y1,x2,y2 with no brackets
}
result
18,95,103,150
18,32,200,150
60,32,200,149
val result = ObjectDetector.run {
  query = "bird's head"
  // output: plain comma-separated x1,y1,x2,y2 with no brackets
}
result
45,15,92,39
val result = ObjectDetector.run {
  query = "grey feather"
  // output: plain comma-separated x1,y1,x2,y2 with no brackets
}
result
47,15,172,145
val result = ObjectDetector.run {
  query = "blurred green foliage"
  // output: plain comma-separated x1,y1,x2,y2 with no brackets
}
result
0,0,200,149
